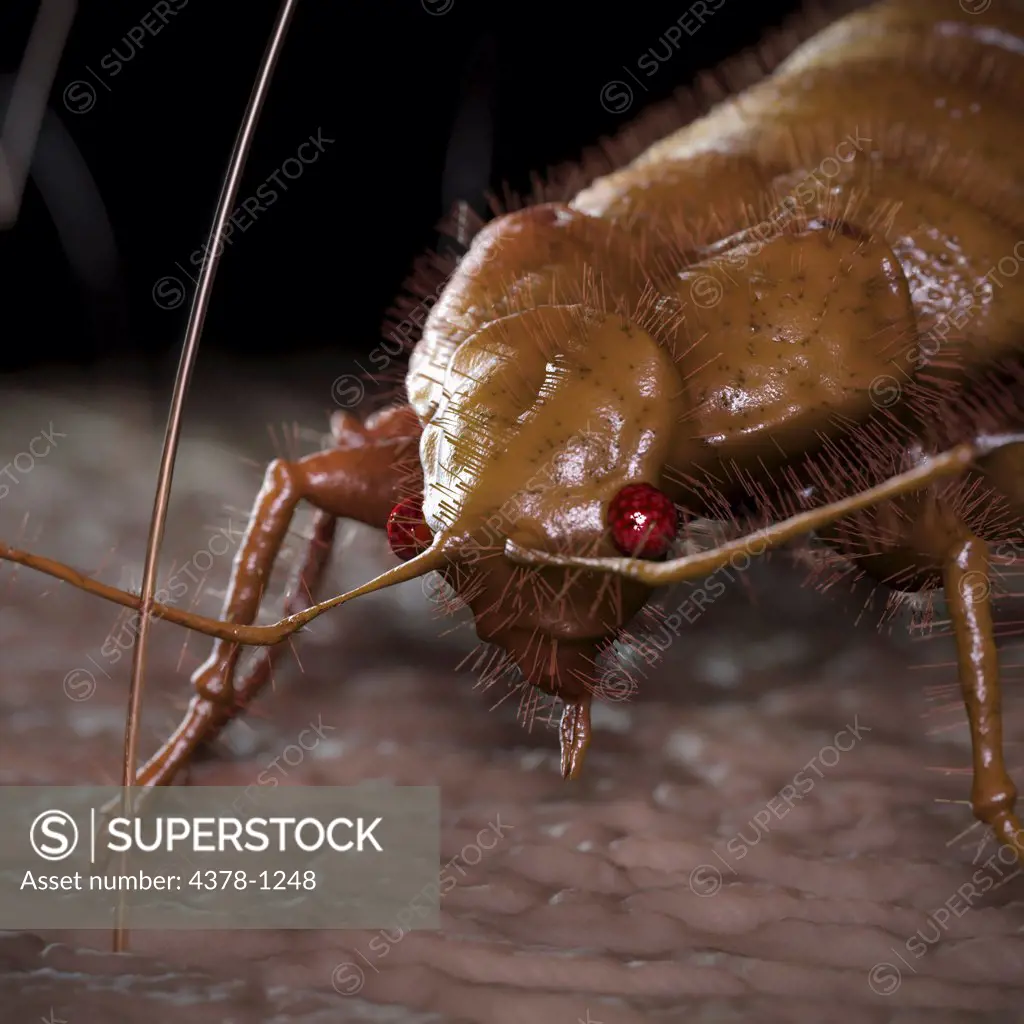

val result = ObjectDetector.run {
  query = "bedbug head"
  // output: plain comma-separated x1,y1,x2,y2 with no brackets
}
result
407,302,687,772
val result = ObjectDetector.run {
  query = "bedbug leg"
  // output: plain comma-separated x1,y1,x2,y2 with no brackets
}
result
130,510,336,790
132,405,422,789
944,533,1024,865
93,508,338,867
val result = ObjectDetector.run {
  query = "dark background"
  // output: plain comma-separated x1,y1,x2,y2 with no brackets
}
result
0,0,803,379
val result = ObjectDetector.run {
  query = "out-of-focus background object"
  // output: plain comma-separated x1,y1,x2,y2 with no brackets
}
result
0,0,803,375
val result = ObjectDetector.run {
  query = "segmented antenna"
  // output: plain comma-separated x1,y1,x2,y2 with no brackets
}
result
115,0,301,952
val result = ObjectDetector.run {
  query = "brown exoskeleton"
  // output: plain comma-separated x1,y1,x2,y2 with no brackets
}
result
5,0,1024,934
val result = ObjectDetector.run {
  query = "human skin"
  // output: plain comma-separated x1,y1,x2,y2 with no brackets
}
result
2,364,1023,1022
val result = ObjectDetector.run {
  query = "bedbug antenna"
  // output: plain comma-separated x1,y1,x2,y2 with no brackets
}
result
505,436,1024,585
0,536,449,643
114,0,301,953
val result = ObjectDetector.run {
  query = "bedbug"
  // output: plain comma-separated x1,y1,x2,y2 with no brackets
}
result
5,0,1024,901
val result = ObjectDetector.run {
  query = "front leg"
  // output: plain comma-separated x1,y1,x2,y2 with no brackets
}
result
944,533,1024,862
133,405,422,788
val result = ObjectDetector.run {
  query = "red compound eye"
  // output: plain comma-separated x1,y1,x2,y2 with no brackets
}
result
607,483,678,559
386,497,433,561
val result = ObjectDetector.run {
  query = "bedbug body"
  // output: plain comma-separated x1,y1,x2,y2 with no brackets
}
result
401,0,1024,778
5,0,1024,863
